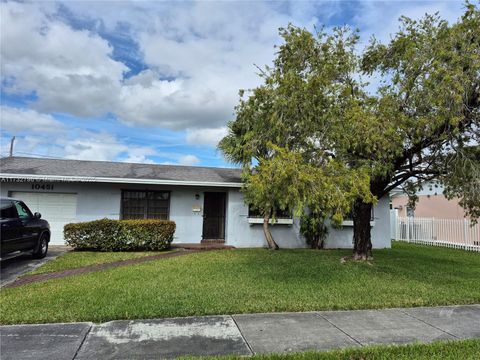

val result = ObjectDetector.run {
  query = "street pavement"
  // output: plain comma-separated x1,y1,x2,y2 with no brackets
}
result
1,305,479,359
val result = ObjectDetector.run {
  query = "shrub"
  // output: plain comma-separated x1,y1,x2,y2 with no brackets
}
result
64,218,176,251
300,212,328,249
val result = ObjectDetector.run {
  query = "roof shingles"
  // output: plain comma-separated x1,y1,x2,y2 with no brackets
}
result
0,157,242,184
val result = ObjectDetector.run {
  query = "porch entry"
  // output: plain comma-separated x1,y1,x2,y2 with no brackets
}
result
202,192,226,241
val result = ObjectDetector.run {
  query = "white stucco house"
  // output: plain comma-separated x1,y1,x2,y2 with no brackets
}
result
0,157,391,248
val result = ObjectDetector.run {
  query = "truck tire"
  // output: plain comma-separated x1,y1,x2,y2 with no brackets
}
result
33,233,49,259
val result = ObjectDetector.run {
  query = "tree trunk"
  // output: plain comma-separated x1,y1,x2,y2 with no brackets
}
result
352,200,373,260
263,214,279,250
311,235,324,249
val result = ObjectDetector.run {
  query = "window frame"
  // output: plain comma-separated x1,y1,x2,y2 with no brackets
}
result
345,207,375,221
120,189,171,220
14,201,33,219
247,205,292,219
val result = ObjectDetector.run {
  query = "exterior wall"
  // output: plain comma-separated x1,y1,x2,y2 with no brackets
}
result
226,190,390,249
392,194,467,219
1,180,391,249
225,189,305,248
371,196,392,247
324,196,391,248
1,180,218,244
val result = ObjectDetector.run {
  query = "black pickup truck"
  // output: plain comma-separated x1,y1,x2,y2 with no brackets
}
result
0,197,50,260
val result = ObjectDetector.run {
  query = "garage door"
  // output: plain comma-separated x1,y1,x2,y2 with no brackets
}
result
11,192,77,245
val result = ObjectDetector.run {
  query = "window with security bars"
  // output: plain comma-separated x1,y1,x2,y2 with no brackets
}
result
121,190,170,220
345,207,375,221
248,206,292,219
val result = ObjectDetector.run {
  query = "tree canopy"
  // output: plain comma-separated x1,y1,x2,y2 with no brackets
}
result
219,2,480,254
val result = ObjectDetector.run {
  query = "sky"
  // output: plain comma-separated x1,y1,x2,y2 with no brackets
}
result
0,0,466,167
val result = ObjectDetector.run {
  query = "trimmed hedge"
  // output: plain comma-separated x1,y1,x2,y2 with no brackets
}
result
64,218,176,251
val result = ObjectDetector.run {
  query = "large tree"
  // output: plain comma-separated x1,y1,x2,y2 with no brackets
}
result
344,4,480,258
219,26,374,249
220,4,480,256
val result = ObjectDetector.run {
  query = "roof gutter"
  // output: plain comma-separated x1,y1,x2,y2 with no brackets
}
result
0,173,243,188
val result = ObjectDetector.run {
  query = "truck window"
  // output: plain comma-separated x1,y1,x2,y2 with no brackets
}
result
0,200,16,219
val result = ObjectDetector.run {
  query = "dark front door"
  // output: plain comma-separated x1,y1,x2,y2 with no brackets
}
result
202,192,226,240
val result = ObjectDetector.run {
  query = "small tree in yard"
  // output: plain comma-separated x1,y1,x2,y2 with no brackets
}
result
300,211,329,249
220,3,479,256
239,145,372,249
219,26,374,249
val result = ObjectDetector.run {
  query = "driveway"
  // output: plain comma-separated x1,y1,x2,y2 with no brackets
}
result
1,246,69,287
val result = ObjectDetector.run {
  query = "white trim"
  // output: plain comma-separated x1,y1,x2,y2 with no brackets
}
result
0,173,243,188
342,220,376,227
248,217,294,225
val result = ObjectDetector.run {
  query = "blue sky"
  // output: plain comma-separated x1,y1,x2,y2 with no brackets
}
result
0,0,465,167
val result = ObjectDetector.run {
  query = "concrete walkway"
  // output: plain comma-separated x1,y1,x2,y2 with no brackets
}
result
4,244,234,288
4,250,196,288
1,305,479,359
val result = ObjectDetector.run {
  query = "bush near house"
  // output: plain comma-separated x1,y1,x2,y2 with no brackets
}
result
64,219,176,251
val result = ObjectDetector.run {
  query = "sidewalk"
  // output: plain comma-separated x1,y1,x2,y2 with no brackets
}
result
1,305,479,359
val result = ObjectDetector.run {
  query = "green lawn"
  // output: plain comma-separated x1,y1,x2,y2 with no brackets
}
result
1,242,479,324
28,250,168,275
184,339,480,360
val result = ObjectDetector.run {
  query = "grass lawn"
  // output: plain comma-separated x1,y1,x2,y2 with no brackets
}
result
28,250,169,275
1,242,479,324
184,339,480,360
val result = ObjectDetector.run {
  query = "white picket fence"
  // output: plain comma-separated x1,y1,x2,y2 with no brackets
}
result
393,216,480,252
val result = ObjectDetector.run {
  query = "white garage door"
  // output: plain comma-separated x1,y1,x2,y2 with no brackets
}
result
11,192,77,245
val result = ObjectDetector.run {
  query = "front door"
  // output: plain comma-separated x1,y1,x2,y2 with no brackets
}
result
202,192,226,241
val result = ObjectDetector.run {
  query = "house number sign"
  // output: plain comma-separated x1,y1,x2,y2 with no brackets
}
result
31,183,54,191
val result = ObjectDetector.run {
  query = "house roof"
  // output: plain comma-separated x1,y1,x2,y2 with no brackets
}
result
0,157,242,187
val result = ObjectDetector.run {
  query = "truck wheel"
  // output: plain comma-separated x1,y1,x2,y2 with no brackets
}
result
33,233,49,259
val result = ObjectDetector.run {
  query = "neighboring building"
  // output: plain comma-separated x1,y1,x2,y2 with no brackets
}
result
391,184,467,219
0,157,391,248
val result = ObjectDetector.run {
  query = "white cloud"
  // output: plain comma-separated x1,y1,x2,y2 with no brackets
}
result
130,2,297,129
59,130,157,163
178,154,200,166
0,0,466,137
62,133,126,161
0,1,318,130
122,147,157,164
1,1,125,117
0,105,154,163
353,1,464,44
186,127,228,147
0,106,65,133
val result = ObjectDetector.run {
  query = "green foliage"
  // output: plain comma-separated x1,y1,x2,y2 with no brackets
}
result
220,4,480,252
64,219,176,251
443,146,480,222
218,24,363,166
241,146,310,221
241,145,373,231
300,212,328,249
357,2,480,201
219,26,375,240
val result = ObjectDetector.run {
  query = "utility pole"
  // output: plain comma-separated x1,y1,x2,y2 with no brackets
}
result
9,136,15,157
